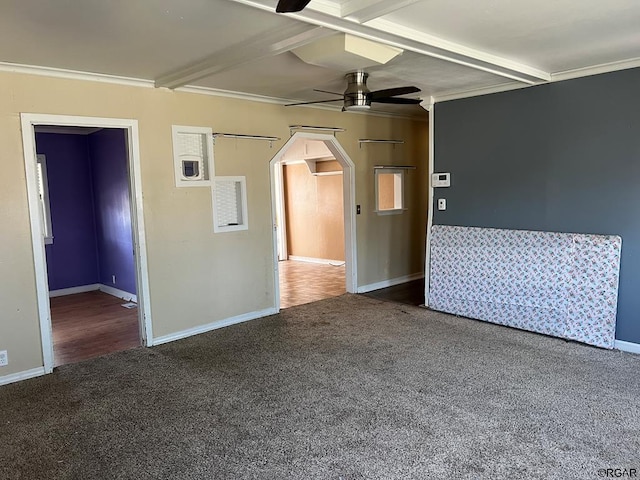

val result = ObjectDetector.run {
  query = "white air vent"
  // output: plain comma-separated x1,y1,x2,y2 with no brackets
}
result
213,176,248,233
172,125,214,187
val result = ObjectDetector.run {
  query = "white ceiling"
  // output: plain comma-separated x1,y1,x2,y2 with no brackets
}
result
1,0,639,118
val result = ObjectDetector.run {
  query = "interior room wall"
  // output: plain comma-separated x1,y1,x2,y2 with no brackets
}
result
432,66,640,345
0,71,427,377
283,160,345,262
88,128,136,295
36,133,100,291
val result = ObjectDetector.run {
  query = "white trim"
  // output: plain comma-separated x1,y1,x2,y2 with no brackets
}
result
212,176,249,233
0,61,154,88
356,272,424,294
275,162,288,261
289,255,345,265
269,132,358,312
153,307,277,346
551,57,640,83
341,0,422,23
0,367,46,387
172,125,215,187
127,119,154,346
433,82,528,103
49,284,100,298
614,340,640,355
424,98,435,307
99,284,137,303
21,113,154,374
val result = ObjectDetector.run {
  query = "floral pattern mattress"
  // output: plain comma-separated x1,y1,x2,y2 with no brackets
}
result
428,225,622,349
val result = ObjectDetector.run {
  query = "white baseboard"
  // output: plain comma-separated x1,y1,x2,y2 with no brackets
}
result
614,340,640,354
49,284,100,297
152,307,278,346
0,367,46,387
288,255,345,265
357,272,425,294
48,283,137,302
99,284,137,303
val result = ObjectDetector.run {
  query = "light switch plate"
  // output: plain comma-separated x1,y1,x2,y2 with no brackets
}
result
0,350,7,366
438,198,447,211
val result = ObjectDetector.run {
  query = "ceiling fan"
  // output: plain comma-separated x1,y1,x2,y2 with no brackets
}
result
276,0,311,13
286,72,422,111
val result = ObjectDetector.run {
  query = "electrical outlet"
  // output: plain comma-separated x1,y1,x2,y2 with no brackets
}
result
438,198,447,211
0,350,8,367
112,275,116,284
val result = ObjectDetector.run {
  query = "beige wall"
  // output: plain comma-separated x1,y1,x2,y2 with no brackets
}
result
283,161,345,261
0,71,428,377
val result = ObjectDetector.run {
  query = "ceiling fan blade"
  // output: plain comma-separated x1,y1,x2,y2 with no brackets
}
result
313,88,344,96
371,97,422,105
370,86,421,100
276,0,312,13
284,98,343,107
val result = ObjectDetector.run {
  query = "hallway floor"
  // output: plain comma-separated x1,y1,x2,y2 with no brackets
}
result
50,291,140,367
279,260,346,308
363,278,425,306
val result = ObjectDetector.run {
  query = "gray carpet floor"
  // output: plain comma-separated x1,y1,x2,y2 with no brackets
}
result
1,294,639,479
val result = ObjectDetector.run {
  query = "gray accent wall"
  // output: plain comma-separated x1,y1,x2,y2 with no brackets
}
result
433,67,640,345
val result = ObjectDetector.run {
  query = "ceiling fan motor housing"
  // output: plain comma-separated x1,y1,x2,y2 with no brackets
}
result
344,71,371,110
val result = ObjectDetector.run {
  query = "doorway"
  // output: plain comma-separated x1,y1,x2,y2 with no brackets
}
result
21,114,152,373
270,132,357,311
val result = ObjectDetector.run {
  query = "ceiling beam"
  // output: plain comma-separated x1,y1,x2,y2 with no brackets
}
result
341,0,422,24
228,0,550,84
155,23,332,89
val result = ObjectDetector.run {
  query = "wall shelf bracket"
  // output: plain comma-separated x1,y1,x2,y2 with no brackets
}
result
212,133,281,148
358,139,404,149
289,125,345,137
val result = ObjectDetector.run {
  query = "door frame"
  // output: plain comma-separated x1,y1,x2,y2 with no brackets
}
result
20,113,153,373
269,132,357,311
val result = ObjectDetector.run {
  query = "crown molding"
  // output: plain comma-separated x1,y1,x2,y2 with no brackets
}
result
0,61,154,88
551,57,640,82
433,82,529,103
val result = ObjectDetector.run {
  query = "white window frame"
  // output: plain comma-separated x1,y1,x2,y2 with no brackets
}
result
36,154,54,244
375,168,405,215
212,176,249,233
171,125,215,187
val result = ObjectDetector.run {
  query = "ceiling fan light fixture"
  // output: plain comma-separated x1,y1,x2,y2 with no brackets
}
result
343,71,371,110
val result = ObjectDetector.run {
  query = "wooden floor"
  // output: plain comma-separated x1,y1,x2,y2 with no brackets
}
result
279,260,346,308
363,278,426,306
50,291,140,367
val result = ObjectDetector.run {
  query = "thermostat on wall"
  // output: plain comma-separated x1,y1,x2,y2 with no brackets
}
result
432,172,450,187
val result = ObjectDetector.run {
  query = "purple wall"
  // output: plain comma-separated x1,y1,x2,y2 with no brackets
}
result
36,129,136,295
38,133,100,290
88,129,136,295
